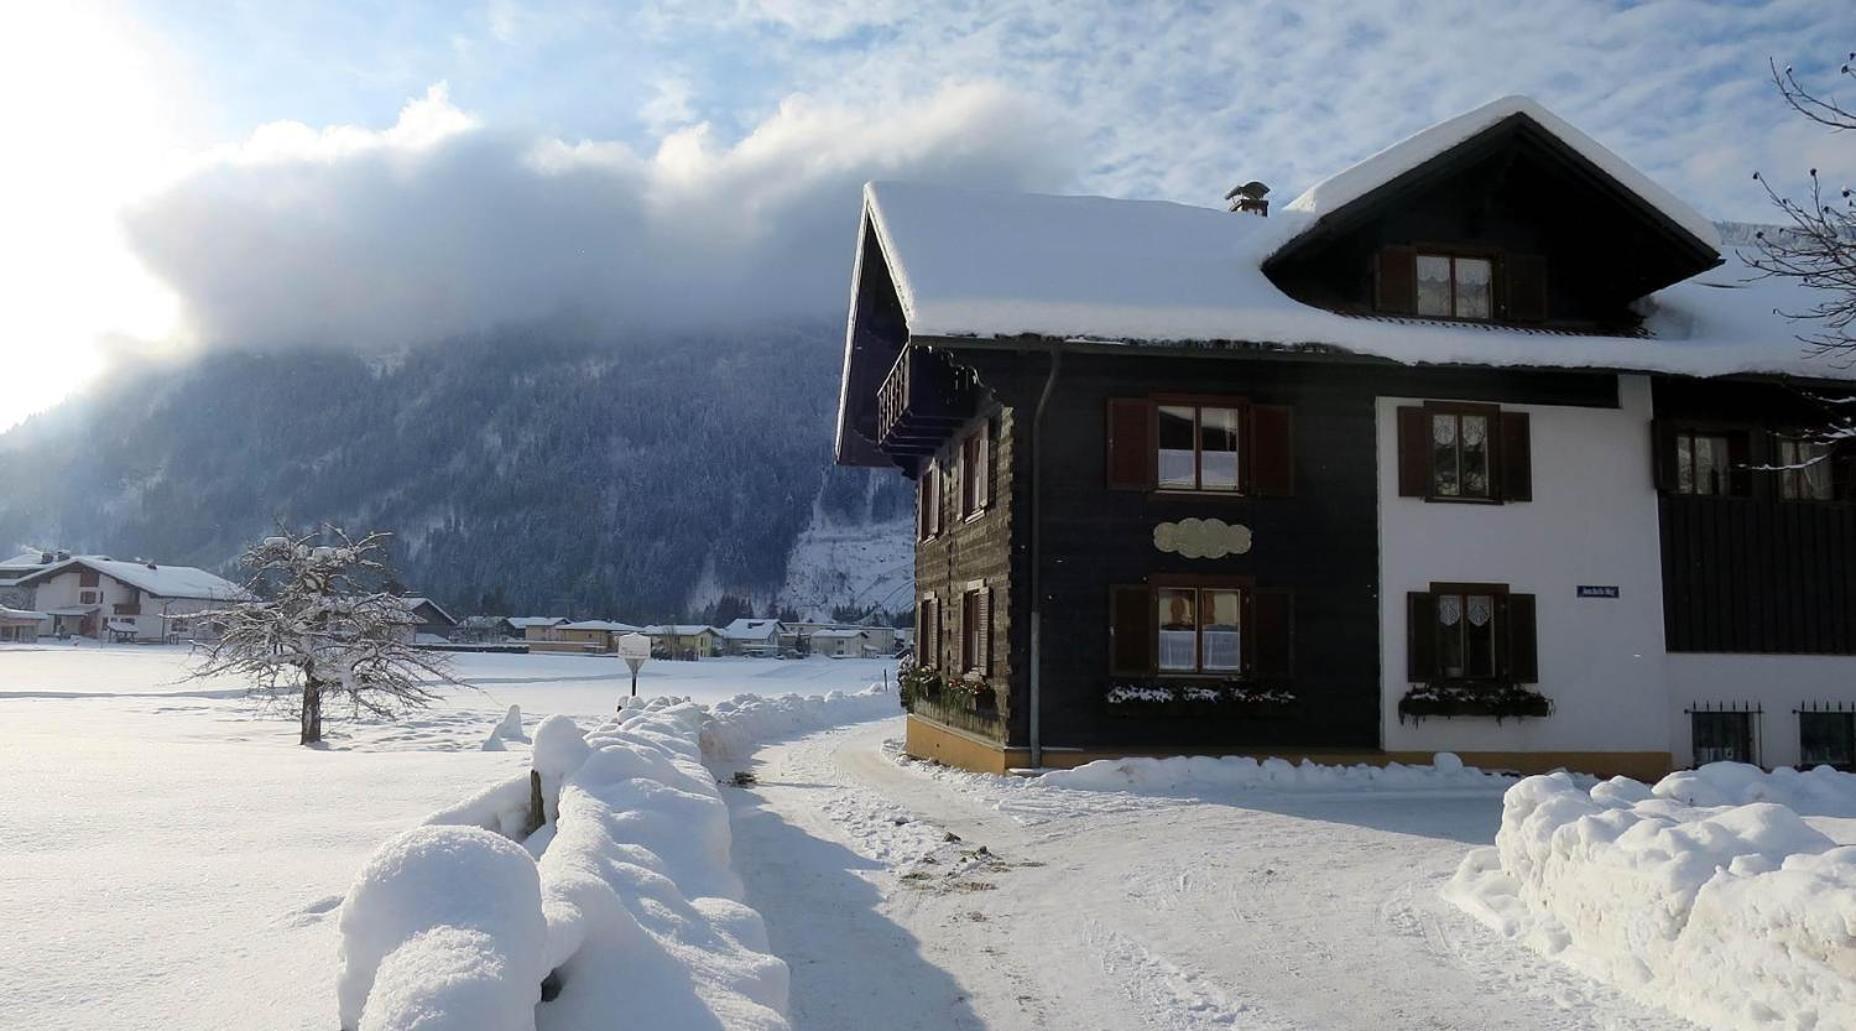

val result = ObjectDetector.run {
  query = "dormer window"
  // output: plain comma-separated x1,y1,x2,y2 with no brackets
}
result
1415,254,1493,320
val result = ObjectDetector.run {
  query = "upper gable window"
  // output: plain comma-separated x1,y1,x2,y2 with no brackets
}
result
1415,254,1492,320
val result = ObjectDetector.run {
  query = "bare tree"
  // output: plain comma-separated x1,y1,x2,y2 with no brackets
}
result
1745,56,1856,364
191,526,456,745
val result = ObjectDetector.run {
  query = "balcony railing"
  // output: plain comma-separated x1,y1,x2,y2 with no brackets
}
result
875,345,977,458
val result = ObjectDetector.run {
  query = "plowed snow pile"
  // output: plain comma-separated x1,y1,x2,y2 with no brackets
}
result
1447,762,1856,1031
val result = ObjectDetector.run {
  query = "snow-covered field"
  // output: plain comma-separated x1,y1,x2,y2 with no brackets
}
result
0,643,896,1031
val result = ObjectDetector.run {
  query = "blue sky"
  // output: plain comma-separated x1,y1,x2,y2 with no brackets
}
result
0,0,1849,428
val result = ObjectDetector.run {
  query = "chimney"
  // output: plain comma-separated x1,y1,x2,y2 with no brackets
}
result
1224,180,1270,216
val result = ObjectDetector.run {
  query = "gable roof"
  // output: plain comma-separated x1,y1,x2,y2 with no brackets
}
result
717,618,787,640
0,551,53,571
1281,95,1721,253
507,616,568,628
13,556,251,602
642,624,717,636
400,597,458,626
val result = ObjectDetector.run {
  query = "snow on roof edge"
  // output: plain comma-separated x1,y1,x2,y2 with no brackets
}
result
1283,94,1722,252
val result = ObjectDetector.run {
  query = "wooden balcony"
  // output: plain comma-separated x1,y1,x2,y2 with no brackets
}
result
875,345,978,458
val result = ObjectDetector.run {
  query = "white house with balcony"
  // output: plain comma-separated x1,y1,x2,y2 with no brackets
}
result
11,555,251,641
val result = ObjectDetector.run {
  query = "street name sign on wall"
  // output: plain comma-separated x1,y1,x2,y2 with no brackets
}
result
1577,585,1620,599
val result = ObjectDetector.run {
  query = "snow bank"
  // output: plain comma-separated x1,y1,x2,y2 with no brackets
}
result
336,825,549,1031
699,682,895,757
1040,752,1512,794
1447,764,1856,1030
346,686,889,1029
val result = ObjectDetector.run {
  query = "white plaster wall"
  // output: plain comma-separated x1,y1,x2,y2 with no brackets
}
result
1378,375,1671,755
1667,655,1856,768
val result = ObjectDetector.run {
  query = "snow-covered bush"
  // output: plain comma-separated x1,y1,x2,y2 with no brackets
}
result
1448,764,1856,1030
342,691,837,1030
699,683,894,757
336,825,549,1031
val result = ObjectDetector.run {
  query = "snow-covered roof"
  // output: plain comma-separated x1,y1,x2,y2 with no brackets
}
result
1283,95,1721,251
809,627,869,640
642,624,716,636
507,616,568,628
717,618,787,640
15,556,252,602
853,94,1846,384
0,605,46,622
560,619,640,632
0,551,53,571
399,596,457,626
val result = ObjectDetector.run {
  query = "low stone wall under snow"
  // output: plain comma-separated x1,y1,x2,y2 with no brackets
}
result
334,683,895,1031
1447,763,1856,1031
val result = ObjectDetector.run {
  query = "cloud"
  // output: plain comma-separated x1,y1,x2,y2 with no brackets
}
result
123,81,1077,350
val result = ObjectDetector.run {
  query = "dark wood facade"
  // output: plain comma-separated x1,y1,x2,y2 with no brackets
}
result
913,344,1619,753
1653,376,1856,654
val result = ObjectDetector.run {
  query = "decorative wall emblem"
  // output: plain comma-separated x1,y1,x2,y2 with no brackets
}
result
1152,518,1252,559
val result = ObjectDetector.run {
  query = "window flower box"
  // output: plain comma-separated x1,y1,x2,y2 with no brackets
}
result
1398,681,1551,723
1102,680,1296,719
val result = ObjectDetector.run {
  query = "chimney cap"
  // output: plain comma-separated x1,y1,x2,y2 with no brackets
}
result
1224,180,1270,201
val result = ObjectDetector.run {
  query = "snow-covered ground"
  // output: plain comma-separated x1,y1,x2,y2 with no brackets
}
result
726,719,1698,1030
0,642,896,1031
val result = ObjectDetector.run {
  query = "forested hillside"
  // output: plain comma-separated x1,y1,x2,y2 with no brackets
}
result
0,325,911,619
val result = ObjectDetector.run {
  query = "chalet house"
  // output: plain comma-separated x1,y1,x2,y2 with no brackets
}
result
0,550,59,609
809,627,872,659
835,95,1856,777
11,555,250,641
716,618,795,657
553,619,642,653
508,617,569,642
787,621,903,656
642,624,720,660
399,597,459,640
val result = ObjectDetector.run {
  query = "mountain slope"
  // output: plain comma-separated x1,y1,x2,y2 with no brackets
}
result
0,326,911,619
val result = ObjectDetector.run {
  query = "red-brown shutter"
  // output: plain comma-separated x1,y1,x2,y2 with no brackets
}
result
979,588,993,676
975,423,993,510
1505,593,1539,683
1106,399,1155,490
916,472,930,540
1504,254,1548,323
1248,404,1295,497
1248,590,1293,678
1407,592,1439,680
1499,411,1532,502
1109,585,1152,675
1727,431,1753,498
924,599,939,670
931,461,946,535
1397,406,1430,497
1376,246,1417,315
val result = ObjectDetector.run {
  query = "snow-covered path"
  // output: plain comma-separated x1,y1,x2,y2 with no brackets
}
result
724,719,1698,1031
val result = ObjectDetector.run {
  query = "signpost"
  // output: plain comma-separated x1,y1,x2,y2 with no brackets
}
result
617,632,651,708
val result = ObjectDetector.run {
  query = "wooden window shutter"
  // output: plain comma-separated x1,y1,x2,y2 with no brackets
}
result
1406,592,1439,680
979,588,993,675
1396,406,1430,497
1376,246,1417,315
1248,590,1294,678
1106,399,1155,490
1498,411,1532,502
1504,254,1548,323
976,423,992,510
1248,405,1295,496
1650,421,1677,492
1505,593,1539,684
1109,585,1152,675
917,473,930,539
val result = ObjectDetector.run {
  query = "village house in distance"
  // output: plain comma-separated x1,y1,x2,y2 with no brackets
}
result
0,551,250,642
835,95,1856,777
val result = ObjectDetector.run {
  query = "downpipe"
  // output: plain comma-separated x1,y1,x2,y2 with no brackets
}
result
1028,342,1062,769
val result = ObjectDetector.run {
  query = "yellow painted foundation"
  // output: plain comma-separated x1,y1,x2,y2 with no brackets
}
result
904,714,1671,780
